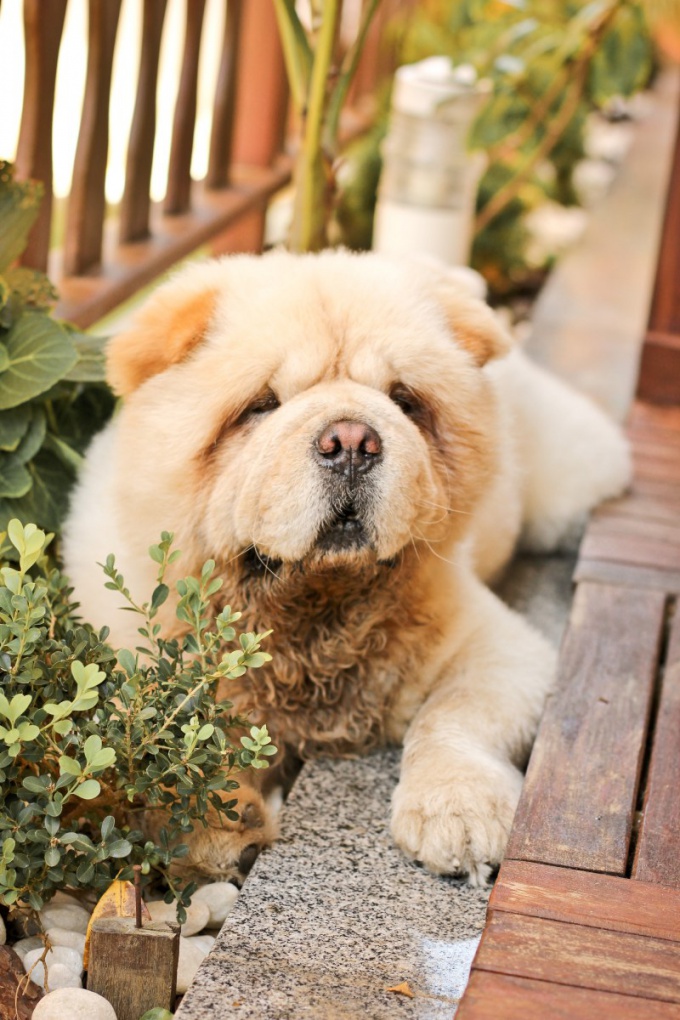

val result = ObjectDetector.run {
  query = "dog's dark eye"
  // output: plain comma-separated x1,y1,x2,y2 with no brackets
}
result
389,383,437,436
237,389,280,425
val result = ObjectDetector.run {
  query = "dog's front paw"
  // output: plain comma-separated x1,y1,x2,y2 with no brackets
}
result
390,759,523,886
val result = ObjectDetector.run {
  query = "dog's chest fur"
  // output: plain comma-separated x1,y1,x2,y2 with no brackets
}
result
220,557,434,758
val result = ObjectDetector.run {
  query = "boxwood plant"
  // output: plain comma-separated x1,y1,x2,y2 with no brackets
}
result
0,521,275,922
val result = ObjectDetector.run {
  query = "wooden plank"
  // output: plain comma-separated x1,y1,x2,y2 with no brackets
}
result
489,861,680,942
458,972,680,1020
52,162,292,328
639,331,680,406
578,530,680,572
14,0,67,271
473,912,680,1003
164,0,207,214
633,606,680,887
574,559,680,594
628,401,680,435
506,583,665,872
63,0,123,275
206,0,244,189
592,492,680,528
119,0,168,243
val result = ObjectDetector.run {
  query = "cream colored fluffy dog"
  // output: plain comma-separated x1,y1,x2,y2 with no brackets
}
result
63,250,630,885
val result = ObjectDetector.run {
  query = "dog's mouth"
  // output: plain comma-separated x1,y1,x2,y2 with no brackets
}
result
315,503,370,553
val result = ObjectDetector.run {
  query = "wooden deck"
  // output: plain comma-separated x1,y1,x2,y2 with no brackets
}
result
458,400,680,1018
458,89,680,1010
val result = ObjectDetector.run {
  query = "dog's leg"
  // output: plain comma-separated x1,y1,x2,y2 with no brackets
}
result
391,578,556,885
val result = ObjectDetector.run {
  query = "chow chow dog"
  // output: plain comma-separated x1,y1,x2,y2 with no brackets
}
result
63,250,630,885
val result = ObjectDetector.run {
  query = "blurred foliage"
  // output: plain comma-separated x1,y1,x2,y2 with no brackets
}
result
336,0,655,296
0,163,114,537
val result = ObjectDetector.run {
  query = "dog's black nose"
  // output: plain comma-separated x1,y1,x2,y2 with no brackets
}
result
315,420,382,483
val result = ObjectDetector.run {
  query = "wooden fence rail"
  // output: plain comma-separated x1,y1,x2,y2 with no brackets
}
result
9,0,406,329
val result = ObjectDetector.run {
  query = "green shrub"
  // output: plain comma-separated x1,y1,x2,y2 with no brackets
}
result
0,521,275,921
0,162,114,536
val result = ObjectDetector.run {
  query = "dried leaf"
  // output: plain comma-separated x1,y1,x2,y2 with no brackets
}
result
386,981,415,998
83,879,151,968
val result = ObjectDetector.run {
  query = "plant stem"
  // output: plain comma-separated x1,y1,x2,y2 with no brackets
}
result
289,0,343,252
325,0,381,149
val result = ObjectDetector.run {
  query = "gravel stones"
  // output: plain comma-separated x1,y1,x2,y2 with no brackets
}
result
32,987,117,1019
23,945,84,990
146,898,210,937
39,904,91,935
192,882,240,928
176,935,213,993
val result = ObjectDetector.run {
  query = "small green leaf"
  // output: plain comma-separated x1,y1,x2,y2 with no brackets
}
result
101,815,115,841
59,756,82,777
106,839,132,859
74,779,100,800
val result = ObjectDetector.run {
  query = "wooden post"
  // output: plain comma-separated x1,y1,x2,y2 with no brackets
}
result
87,917,180,1020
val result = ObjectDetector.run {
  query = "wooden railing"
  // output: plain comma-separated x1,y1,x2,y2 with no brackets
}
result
10,0,406,329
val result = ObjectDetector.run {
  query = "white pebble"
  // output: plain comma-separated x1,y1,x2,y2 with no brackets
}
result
147,898,210,937
192,882,240,927
190,933,215,954
24,945,83,978
39,904,91,934
176,935,210,993
0,913,5,944
12,936,44,960
32,987,117,1019
45,928,86,956
26,961,82,991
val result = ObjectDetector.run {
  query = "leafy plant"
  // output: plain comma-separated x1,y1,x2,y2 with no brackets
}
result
0,521,275,921
273,0,383,251
0,162,114,535
400,0,654,293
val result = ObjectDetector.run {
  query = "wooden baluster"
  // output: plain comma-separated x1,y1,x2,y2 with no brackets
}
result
164,0,207,214
119,0,168,243
14,0,68,271
205,0,243,189
209,0,288,254
63,0,122,276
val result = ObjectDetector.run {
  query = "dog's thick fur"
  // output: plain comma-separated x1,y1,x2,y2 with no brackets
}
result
63,251,630,885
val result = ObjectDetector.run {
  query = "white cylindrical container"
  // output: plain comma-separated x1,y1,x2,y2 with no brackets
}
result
373,57,490,265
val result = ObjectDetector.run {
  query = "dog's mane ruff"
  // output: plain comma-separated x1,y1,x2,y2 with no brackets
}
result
203,553,436,759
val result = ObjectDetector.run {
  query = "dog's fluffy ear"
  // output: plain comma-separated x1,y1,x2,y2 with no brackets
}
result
406,256,512,366
106,285,218,396
437,283,513,366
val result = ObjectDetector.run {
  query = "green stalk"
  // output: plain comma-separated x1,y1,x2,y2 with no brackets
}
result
325,0,381,150
289,0,343,252
272,0,313,114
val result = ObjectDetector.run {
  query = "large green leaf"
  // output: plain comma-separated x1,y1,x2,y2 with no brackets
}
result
0,162,42,274
62,329,108,384
0,453,32,499
0,312,78,410
0,406,31,451
14,406,46,464
588,7,652,105
0,450,73,532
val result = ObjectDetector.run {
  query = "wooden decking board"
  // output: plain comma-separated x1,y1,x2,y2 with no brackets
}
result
633,605,680,887
457,972,680,1020
579,530,680,571
473,912,680,1003
574,558,680,593
628,401,680,434
591,493,680,527
506,582,665,873
489,861,680,942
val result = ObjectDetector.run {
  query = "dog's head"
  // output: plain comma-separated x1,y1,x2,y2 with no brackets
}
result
107,251,511,572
